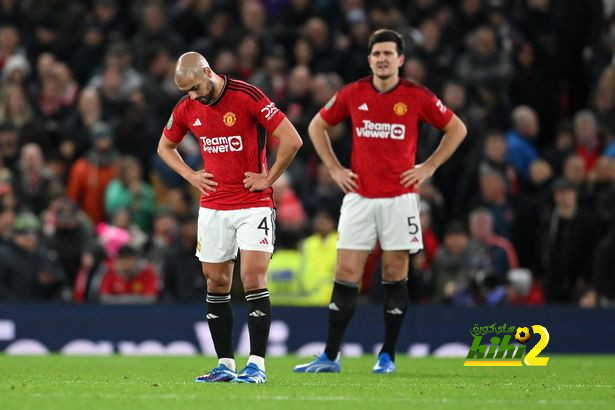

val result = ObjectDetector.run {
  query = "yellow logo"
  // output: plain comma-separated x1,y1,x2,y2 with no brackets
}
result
196,241,201,253
393,102,407,116
223,112,236,127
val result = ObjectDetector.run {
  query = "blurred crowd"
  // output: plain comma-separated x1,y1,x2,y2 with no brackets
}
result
0,0,614,307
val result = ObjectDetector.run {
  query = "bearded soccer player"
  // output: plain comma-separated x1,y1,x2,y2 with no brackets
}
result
294,29,466,374
158,52,302,383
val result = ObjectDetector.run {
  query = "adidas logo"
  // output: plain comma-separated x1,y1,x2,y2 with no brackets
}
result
249,310,267,317
259,237,269,245
206,313,219,319
386,308,404,315
410,236,419,243
328,302,340,311
358,103,369,111
193,118,202,126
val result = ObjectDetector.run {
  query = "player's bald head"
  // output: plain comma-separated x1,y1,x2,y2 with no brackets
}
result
175,52,210,84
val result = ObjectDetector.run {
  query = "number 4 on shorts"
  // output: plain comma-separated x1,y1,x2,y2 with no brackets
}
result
257,217,269,236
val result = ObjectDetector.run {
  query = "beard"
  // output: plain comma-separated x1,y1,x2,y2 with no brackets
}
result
196,82,216,104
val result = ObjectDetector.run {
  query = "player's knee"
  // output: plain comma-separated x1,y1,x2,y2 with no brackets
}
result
335,262,362,283
241,272,267,292
382,263,408,282
206,275,232,292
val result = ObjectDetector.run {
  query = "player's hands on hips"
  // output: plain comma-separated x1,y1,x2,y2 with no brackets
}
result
400,163,435,189
187,170,218,196
330,166,359,193
243,171,270,192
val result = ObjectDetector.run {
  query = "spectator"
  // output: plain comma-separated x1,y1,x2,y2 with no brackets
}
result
591,220,615,307
162,212,203,303
505,105,539,180
67,121,118,224
0,211,65,301
97,244,159,304
468,207,519,278
573,110,602,175
272,172,306,233
298,209,337,305
43,197,98,286
431,221,483,305
12,143,58,215
476,168,515,240
540,178,598,303
104,155,155,232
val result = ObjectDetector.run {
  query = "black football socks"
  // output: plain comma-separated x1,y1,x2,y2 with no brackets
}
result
380,279,409,361
324,280,359,361
245,288,271,359
206,292,234,360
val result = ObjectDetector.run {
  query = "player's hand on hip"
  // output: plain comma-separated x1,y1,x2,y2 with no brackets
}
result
400,163,435,188
243,171,270,192
330,166,359,193
187,170,218,196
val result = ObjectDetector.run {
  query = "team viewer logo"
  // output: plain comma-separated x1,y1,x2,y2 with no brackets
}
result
199,136,243,153
393,102,407,116
464,323,550,367
356,120,405,139
223,112,236,127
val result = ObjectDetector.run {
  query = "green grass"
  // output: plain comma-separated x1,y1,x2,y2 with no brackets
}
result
0,355,614,409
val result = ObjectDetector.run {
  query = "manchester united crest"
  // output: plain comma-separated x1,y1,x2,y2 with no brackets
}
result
223,112,236,127
393,102,407,116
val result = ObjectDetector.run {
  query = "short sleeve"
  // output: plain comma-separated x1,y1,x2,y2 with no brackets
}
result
319,85,351,126
251,93,286,133
418,87,454,130
162,100,189,143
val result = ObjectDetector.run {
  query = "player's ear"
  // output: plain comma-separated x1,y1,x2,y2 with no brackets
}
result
398,53,405,68
204,66,212,78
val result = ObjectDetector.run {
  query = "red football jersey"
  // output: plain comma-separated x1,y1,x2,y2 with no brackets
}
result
319,77,454,198
163,76,286,210
99,263,159,296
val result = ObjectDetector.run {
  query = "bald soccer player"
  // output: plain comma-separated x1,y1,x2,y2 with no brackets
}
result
158,52,302,383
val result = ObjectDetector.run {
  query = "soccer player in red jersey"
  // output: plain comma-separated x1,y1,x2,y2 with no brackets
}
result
158,52,302,383
294,29,467,374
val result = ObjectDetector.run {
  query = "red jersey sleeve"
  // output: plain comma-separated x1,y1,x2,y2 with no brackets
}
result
319,85,351,126
162,99,189,143
98,268,115,295
140,265,160,296
250,92,286,133
418,87,454,129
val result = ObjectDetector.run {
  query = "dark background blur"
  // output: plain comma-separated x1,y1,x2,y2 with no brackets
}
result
0,0,613,308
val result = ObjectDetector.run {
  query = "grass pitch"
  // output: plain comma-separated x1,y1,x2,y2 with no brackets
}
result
1,355,614,409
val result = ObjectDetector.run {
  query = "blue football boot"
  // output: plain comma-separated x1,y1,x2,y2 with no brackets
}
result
372,352,396,374
194,364,237,382
235,363,267,384
293,352,341,373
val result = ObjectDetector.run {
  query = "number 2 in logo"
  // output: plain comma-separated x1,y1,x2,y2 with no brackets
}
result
524,325,550,366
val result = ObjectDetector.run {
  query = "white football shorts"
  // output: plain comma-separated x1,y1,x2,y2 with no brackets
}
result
196,207,275,263
337,193,423,252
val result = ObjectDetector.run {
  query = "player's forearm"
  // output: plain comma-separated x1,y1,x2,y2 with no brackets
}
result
308,119,343,171
266,136,302,185
423,117,467,171
157,144,195,181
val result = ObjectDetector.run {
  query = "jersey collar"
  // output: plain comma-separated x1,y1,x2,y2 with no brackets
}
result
207,75,228,106
371,76,401,94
